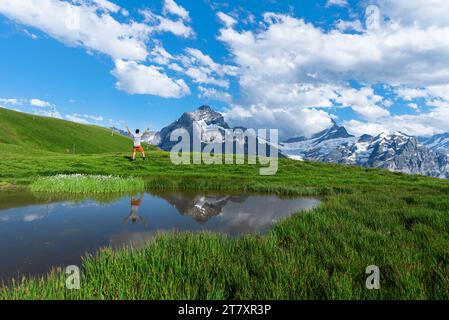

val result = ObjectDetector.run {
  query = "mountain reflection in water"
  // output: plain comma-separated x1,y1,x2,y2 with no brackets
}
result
0,190,320,280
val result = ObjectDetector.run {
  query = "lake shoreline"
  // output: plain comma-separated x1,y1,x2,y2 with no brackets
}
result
0,152,448,299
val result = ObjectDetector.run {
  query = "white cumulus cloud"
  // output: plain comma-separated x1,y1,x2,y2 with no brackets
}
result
198,86,233,103
217,4,449,137
140,9,194,38
217,12,237,28
0,0,199,100
326,0,348,8
30,98,52,107
163,0,190,21
0,0,151,61
112,59,190,98
224,104,333,139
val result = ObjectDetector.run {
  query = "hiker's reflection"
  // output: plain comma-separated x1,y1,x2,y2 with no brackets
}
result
123,194,148,228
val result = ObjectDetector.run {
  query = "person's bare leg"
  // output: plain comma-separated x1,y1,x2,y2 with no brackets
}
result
132,152,136,160
142,151,146,160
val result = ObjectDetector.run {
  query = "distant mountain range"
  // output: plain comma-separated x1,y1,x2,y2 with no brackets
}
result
112,106,449,179
112,106,229,149
280,120,449,179
127,105,278,157
155,192,238,223
419,133,449,154
154,105,230,151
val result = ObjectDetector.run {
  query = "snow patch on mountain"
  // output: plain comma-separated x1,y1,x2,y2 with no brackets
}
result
281,123,449,179
113,105,449,179
420,133,449,155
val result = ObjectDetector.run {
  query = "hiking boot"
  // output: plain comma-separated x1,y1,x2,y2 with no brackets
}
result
143,157,147,161
131,158,136,162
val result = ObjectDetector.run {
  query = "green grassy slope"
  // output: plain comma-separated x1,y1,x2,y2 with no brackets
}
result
0,107,448,299
0,107,134,154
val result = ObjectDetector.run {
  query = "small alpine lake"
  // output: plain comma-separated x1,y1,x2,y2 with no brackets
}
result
0,189,320,281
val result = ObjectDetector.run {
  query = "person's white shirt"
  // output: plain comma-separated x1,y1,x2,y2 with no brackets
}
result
132,133,143,147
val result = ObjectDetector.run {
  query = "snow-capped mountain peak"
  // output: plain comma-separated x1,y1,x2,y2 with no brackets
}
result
111,105,449,180
179,105,229,128
281,123,449,179
420,132,449,155
280,120,357,161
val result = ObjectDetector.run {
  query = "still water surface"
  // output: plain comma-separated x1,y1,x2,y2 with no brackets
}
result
0,190,320,280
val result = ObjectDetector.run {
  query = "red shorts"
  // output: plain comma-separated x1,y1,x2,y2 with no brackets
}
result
131,198,142,206
133,146,144,152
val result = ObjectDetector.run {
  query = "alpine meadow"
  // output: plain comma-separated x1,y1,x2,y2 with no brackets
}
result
1,0,449,305
0,108,448,299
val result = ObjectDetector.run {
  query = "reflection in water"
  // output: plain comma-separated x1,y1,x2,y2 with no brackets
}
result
158,193,318,234
0,190,320,281
123,194,148,228
160,193,240,223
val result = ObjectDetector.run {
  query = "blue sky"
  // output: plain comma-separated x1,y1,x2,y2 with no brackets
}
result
1,0,449,138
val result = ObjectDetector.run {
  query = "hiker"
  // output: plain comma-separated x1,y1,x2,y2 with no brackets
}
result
124,194,148,228
126,126,149,161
